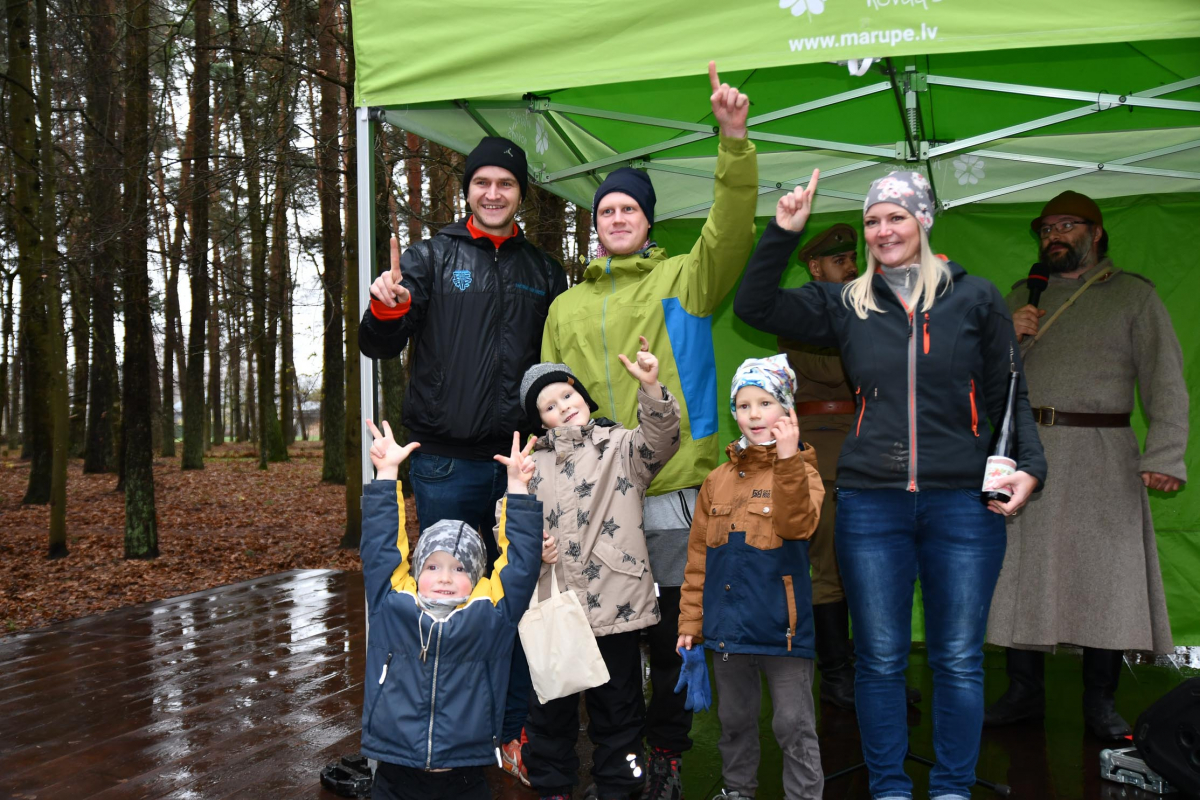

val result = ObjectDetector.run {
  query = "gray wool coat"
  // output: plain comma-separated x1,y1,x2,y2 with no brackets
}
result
986,259,1188,654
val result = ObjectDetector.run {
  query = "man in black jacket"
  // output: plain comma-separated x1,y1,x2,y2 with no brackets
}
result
361,137,567,783
361,136,566,550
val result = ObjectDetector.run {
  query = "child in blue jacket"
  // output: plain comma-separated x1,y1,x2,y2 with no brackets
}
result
360,421,547,800
677,356,826,800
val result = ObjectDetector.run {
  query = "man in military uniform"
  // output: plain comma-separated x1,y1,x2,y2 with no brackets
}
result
777,223,860,709
985,191,1188,740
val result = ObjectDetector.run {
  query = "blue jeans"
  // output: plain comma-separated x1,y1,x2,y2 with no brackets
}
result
835,488,1005,800
408,451,531,742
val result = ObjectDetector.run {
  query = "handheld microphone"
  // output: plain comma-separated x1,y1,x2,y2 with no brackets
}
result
1026,263,1050,308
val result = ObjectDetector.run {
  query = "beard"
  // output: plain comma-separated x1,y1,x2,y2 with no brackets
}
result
1040,236,1093,274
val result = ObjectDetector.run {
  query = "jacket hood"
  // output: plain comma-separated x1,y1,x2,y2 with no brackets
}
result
582,246,668,282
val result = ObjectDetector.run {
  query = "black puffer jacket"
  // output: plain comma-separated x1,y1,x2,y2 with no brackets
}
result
359,220,567,460
734,220,1046,491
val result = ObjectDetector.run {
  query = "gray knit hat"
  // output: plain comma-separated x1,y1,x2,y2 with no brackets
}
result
520,362,598,429
412,519,487,587
864,170,935,232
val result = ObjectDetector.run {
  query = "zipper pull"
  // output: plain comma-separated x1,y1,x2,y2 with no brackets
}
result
379,652,394,685
786,628,794,652
494,737,503,768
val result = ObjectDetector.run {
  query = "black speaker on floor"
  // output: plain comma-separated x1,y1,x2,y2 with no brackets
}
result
1134,677,1200,797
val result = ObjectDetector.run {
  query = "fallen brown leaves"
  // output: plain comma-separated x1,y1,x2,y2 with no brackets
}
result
0,442,418,635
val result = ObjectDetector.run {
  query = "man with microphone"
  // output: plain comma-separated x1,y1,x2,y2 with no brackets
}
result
985,190,1188,740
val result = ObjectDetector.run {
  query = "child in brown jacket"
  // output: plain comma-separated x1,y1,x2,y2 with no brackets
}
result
678,354,825,800
517,337,680,800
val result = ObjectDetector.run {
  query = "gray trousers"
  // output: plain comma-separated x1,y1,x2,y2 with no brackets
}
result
712,653,824,800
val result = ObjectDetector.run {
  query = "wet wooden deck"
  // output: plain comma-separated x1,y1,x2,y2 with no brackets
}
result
0,569,1191,799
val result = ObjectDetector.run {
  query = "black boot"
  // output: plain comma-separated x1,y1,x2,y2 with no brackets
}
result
984,648,1045,727
1082,647,1132,741
813,600,856,710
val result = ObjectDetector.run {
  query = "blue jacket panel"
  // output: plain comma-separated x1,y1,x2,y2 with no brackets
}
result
700,531,815,659
359,481,542,768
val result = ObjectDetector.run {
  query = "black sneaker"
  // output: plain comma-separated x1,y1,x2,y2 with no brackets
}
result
646,749,683,800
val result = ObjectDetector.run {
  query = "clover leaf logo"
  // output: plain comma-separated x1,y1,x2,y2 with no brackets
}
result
952,154,985,186
780,0,826,17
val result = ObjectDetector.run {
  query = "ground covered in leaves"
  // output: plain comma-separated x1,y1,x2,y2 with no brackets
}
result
0,442,418,635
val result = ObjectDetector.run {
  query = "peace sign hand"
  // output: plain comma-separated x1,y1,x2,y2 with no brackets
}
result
369,236,411,308
776,170,820,233
618,335,660,389
709,61,749,139
494,431,538,494
366,419,420,479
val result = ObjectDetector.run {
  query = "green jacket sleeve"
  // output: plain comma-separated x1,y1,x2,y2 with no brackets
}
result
541,298,562,362
677,135,759,317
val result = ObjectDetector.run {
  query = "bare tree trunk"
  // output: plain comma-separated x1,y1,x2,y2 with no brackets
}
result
280,253,294,446
120,0,158,557
339,0,362,547
181,0,212,470
8,291,22,452
226,226,243,442
208,244,222,447
8,0,50,502
158,113,190,456
33,0,69,551
226,0,271,466
571,206,591,285
68,259,89,456
1,274,13,450
82,0,122,474
262,0,293,462
317,0,344,483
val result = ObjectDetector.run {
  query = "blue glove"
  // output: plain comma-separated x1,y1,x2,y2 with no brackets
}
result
673,646,712,712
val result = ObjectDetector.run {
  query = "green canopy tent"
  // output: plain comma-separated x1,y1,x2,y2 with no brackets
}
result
349,0,1200,641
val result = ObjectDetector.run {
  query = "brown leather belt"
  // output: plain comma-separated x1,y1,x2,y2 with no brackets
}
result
796,400,856,416
1033,407,1131,427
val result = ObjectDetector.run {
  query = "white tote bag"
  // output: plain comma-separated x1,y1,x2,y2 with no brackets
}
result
518,563,610,704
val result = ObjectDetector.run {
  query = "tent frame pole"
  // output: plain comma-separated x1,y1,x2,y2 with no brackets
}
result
972,148,1200,181
925,74,1200,113
943,139,1200,208
356,106,378,489
928,74,1200,159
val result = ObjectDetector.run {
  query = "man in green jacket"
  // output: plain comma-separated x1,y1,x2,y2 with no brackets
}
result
539,61,757,800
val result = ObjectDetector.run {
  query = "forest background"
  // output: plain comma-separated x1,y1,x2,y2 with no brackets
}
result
0,0,594,632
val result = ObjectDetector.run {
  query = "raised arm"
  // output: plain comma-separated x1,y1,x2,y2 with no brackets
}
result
734,177,842,346
475,433,545,623
678,62,759,316
359,237,434,360
618,337,682,488
360,420,422,606
770,410,824,541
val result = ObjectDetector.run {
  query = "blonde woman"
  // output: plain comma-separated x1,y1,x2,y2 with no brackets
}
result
734,170,1046,800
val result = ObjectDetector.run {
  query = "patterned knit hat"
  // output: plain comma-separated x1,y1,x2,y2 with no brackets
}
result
520,362,599,429
864,170,935,232
413,520,487,588
730,354,797,415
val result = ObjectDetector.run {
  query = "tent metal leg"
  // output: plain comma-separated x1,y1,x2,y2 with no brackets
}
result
356,106,377,491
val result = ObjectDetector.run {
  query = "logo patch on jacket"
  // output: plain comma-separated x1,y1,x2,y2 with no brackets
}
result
452,269,473,291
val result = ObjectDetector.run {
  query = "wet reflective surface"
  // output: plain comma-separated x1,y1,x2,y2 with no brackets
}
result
1,570,1194,799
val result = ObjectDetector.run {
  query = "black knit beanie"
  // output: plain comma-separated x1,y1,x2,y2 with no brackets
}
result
520,362,598,429
592,167,656,231
461,137,528,199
